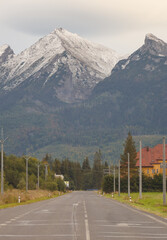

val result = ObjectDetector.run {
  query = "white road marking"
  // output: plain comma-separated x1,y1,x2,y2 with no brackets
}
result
100,232,167,236
98,224,164,228
85,219,90,240
0,199,58,229
0,234,77,238
94,220,154,224
10,223,77,226
5,221,11,224
83,201,90,240
101,236,167,239
72,202,78,240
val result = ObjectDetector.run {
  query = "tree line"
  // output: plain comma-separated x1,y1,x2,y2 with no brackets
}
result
51,149,105,190
0,153,66,192
2,132,164,193
0,149,107,192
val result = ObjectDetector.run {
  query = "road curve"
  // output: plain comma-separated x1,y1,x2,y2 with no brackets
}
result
0,191,167,239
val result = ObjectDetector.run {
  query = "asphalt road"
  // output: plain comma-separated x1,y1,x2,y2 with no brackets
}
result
0,191,167,239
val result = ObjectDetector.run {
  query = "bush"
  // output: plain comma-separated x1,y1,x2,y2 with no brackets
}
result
56,178,66,192
102,173,165,193
102,175,114,193
17,178,26,190
29,174,37,190
41,182,58,191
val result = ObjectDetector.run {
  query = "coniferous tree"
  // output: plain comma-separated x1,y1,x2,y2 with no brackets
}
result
82,157,91,170
82,157,92,190
120,132,137,176
92,149,103,189
52,158,61,174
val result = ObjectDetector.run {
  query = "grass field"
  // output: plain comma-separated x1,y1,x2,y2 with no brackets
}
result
104,192,167,218
0,189,65,209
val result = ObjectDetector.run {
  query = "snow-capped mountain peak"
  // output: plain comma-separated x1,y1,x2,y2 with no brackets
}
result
53,28,119,76
0,28,120,103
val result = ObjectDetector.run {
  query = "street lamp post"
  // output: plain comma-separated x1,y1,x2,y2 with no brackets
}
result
24,156,30,192
0,128,7,195
113,165,116,193
139,140,142,199
37,163,40,189
45,164,48,181
128,153,130,197
163,137,166,206
118,160,120,197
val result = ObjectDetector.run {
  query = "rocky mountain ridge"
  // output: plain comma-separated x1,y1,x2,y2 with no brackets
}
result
92,33,167,132
0,28,119,103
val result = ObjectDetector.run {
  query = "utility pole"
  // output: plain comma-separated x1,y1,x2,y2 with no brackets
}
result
0,128,7,195
163,137,166,206
118,160,120,197
109,165,111,175
45,164,48,181
24,156,30,192
128,153,130,197
113,165,116,193
139,140,142,199
37,163,40,189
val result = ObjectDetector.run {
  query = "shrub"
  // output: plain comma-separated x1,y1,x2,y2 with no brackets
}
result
41,182,58,191
17,178,26,190
102,175,113,193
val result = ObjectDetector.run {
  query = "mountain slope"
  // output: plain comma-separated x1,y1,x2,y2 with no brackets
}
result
0,32,167,163
0,28,119,104
92,33,167,131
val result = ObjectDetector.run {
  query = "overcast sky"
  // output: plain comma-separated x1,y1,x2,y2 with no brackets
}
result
0,0,167,55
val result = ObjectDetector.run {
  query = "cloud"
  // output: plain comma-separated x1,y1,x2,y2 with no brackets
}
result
0,0,167,54
1,0,167,36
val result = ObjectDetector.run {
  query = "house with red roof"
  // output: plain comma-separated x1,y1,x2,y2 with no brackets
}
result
136,144,167,177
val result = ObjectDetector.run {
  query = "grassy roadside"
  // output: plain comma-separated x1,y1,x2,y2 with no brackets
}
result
102,192,167,218
0,189,66,209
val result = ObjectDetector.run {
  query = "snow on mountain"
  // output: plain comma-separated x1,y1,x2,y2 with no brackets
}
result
117,33,167,72
54,28,118,76
0,28,119,103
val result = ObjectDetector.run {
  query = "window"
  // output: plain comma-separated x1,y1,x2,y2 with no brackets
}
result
152,169,155,174
157,169,158,174
147,169,149,174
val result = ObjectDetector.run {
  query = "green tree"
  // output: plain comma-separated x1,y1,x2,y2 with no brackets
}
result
82,157,91,170
42,153,52,167
52,158,61,174
121,132,137,176
92,149,103,189
82,157,92,190
102,175,113,193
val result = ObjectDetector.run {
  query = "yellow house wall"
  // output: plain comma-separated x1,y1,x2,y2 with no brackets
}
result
155,160,167,175
142,160,167,177
142,167,153,177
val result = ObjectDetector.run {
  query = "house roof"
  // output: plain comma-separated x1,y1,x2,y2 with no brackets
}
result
136,144,167,167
